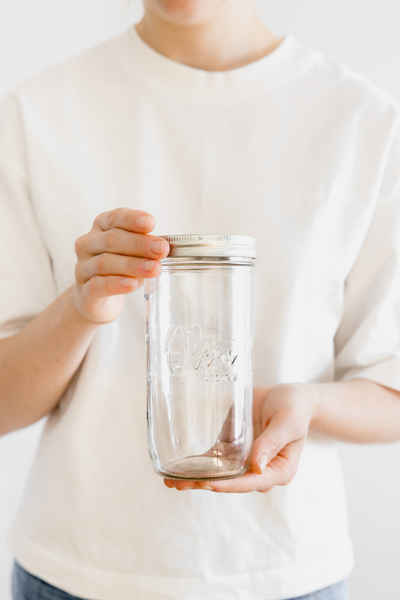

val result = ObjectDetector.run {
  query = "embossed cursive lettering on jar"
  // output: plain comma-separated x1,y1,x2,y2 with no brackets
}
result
145,235,256,481
164,324,239,380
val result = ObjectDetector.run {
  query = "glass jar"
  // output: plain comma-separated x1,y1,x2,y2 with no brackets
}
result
145,235,256,481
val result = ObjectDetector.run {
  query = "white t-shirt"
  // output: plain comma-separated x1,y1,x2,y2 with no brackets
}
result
1,26,400,600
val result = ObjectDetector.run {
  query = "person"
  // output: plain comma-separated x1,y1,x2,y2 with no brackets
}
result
1,0,400,598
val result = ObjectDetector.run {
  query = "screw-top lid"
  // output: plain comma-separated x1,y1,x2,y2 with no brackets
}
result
161,234,256,259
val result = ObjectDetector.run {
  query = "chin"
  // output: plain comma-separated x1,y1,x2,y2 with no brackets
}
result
146,0,221,24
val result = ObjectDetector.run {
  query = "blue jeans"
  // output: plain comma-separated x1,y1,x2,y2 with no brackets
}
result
12,561,348,600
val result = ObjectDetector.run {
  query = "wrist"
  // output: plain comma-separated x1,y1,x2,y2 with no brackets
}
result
302,383,327,431
270,382,322,428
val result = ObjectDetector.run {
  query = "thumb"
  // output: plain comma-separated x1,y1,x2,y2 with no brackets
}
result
250,410,296,475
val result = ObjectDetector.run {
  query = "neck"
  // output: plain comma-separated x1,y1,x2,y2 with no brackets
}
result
136,2,281,72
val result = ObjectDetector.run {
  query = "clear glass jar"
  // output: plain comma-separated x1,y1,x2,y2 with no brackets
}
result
145,235,256,481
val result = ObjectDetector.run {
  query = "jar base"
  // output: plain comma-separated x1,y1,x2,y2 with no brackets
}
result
156,455,247,481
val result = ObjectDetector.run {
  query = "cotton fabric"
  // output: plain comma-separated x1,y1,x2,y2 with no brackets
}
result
11,562,348,600
1,26,400,600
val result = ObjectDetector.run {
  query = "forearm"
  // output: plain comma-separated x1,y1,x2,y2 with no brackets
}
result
0,286,99,436
309,379,400,443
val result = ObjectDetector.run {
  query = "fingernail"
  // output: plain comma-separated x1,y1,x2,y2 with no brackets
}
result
122,277,135,288
137,216,151,230
142,260,155,273
257,453,268,473
201,486,214,491
181,486,193,491
150,240,166,255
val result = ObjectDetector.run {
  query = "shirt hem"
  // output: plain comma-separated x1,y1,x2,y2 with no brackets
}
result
8,519,355,600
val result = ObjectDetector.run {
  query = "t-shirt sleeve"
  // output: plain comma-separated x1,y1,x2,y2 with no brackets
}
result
334,116,400,391
0,94,57,339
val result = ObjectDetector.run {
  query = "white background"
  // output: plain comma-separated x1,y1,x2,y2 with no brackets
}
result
1,1,400,598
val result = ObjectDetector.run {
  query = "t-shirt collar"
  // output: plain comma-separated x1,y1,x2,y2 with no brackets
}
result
112,25,310,101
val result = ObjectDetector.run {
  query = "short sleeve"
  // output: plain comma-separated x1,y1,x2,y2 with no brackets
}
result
0,94,57,339
334,116,400,391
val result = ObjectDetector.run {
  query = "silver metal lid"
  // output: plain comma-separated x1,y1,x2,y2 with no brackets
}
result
161,234,256,259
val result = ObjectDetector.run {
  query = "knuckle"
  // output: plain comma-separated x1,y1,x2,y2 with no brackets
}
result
126,256,138,275
281,459,298,486
95,253,108,273
107,209,119,228
94,211,106,227
74,262,82,282
74,235,85,256
267,438,282,459
103,229,116,250
105,277,115,293
138,240,149,260
280,469,296,487
88,277,98,295
120,207,134,230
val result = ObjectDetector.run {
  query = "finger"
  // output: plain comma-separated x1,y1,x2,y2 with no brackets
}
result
94,208,156,234
258,439,304,488
83,275,138,299
163,479,196,491
195,471,259,493
195,440,303,494
174,480,197,491
163,479,176,489
250,409,300,475
76,253,161,284
82,229,169,260
195,471,270,493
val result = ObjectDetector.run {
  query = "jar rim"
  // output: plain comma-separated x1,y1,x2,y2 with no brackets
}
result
160,234,257,259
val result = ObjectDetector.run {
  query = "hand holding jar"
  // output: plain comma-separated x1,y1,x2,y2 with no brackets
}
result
73,208,169,324
165,384,315,493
